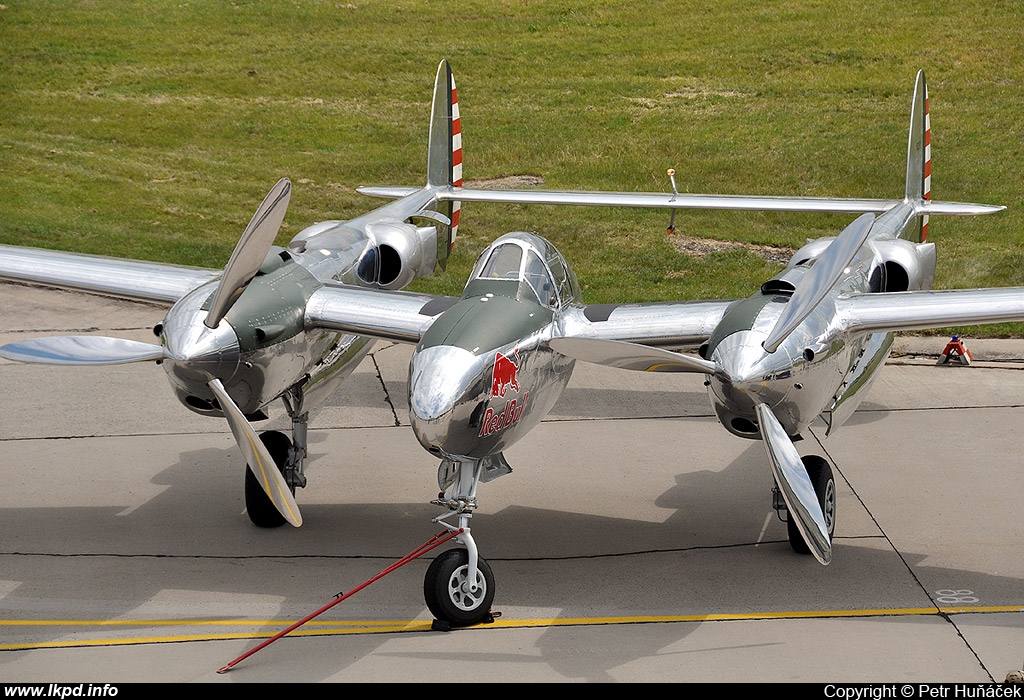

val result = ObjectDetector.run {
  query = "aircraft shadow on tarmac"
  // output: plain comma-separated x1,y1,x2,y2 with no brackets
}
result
1,431,1020,682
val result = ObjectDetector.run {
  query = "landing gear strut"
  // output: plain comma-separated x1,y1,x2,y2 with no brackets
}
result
244,383,310,528
425,458,496,627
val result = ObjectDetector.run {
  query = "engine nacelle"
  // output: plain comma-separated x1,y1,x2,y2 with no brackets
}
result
869,238,936,291
361,221,439,289
788,236,936,293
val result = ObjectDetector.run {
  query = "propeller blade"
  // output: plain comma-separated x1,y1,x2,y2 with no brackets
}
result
0,336,164,365
208,378,302,527
549,336,718,374
762,212,875,353
205,178,292,329
755,403,831,565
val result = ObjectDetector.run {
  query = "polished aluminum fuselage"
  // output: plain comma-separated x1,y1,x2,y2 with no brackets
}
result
407,234,580,462
409,318,575,460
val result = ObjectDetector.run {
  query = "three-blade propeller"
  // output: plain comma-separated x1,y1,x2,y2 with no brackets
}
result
0,179,300,526
550,236,860,566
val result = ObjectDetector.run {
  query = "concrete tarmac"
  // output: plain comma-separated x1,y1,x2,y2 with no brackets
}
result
0,281,1022,683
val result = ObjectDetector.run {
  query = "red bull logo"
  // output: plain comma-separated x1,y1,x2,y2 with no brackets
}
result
478,393,529,438
479,348,528,438
490,348,521,398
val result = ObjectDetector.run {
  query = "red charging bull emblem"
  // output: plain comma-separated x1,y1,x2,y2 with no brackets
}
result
490,348,521,398
479,348,528,438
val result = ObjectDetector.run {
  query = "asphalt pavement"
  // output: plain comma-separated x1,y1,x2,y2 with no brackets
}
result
0,281,1022,683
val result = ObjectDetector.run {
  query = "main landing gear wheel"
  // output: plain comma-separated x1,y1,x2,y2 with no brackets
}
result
788,455,836,555
424,548,495,627
244,430,292,528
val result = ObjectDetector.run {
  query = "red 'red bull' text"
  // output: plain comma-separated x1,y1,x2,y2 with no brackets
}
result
478,393,529,437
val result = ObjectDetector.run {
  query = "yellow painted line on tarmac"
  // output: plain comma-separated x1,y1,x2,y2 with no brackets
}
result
1,605,1021,651
0,619,417,627
0,620,437,651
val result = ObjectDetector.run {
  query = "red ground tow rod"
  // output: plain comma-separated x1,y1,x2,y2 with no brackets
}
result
217,528,464,673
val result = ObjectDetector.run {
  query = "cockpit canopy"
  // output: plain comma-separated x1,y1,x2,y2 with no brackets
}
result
466,232,580,308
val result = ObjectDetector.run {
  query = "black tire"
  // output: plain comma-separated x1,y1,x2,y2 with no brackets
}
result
788,455,836,555
244,430,293,528
424,548,495,627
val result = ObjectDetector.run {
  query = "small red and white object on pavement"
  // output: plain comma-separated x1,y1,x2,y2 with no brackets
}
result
939,335,973,365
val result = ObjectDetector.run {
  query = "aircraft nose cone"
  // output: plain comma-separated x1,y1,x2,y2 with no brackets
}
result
707,329,801,438
163,317,240,369
717,354,766,390
159,302,242,386
409,345,483,453
712,332,776,396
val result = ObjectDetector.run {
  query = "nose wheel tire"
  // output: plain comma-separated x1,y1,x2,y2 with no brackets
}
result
424,548,495,627
788,455,836,555
244,430,293,528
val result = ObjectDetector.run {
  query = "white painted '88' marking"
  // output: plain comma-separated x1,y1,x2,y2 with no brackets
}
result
934,589,979,604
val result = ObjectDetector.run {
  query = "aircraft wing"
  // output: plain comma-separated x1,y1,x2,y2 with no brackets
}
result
304,283,458,343
570,299,733,347
839,287,1024,336
546,299,733,374
0,245,219,304
307,284,729,349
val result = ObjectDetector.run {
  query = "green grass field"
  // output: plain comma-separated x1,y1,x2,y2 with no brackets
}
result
2,0,1022,333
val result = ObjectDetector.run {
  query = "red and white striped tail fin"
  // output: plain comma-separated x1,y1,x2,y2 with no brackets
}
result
905,70,931,242
427,59,461,269
450,73,462,247
921,88,931,241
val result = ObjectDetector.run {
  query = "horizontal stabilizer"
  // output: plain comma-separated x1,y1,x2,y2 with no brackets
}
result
358,186,1003,216
549,336,717,374
0,335,164,365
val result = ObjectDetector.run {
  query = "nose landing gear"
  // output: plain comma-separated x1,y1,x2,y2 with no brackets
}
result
425,458,497,627
424,548,495,627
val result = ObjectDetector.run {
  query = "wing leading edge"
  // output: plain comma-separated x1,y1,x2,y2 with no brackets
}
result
0,245,219,305
304,283,458,343
570,299,732,348
554,286,1024,377
838,287,1024,336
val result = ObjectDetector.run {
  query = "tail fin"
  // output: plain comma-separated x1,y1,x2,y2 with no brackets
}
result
426,59,462,269
904,70,931,241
